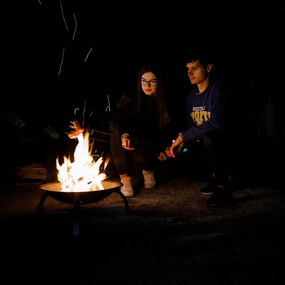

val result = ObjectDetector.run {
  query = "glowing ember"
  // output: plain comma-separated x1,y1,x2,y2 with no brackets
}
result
56,131,107,192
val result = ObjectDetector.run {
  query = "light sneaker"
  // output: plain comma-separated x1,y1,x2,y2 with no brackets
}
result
142,170,156,189
120,176,134,197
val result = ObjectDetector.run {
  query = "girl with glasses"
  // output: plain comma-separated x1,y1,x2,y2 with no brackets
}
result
109,61,174,197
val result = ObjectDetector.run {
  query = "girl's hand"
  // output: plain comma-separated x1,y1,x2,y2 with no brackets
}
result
121,134,135,150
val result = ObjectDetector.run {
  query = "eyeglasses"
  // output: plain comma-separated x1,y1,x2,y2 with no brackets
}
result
141,78,158,87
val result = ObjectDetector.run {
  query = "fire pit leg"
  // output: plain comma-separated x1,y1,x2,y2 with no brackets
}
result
72,201,81,237
38,191,48,214
116,190,130,214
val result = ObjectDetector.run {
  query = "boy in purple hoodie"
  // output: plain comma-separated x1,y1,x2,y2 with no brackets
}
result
166,49,233,207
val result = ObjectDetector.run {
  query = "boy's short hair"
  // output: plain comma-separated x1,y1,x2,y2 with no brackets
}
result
185,47,216,67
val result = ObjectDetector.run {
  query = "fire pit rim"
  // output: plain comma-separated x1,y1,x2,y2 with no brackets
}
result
39,179,123,204
40,179,123,193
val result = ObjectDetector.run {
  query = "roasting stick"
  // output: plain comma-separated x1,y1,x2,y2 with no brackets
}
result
67,120,153,146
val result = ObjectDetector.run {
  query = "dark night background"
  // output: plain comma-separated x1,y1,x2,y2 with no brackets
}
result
1,3,285,282
1,1,285,183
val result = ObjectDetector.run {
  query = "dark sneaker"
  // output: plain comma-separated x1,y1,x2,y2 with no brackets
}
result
200,181,216,195
207,187,233,207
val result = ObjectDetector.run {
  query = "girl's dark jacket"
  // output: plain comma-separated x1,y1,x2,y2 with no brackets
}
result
109,88,175,152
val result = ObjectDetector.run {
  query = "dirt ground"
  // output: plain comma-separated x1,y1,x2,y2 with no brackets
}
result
0,167,284,284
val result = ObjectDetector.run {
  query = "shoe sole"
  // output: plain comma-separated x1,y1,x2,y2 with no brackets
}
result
144,185,156,189
200,191,213,195
200,185,214,195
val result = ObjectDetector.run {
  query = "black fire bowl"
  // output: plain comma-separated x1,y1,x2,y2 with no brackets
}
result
40,180,123,205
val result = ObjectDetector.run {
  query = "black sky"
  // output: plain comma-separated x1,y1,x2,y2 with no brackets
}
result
3,1,285,133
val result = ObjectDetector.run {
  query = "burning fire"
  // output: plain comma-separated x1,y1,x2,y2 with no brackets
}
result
56,130,108,192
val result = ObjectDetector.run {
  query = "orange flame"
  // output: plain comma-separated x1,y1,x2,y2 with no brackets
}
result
56,131,107,192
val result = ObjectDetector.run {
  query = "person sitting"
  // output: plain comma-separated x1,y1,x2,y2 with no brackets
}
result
109,61,174,197
166,48,234,207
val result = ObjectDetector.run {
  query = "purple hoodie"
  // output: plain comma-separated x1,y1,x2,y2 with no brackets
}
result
181,79,229,142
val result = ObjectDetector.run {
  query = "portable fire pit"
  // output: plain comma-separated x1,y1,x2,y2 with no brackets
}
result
38,179,129,236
